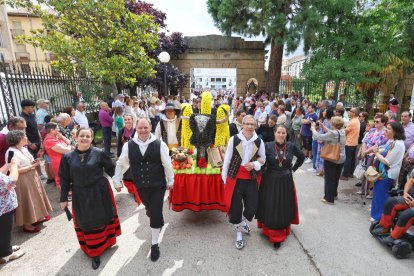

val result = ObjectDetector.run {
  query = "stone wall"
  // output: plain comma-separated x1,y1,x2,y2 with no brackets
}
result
170,35,266,99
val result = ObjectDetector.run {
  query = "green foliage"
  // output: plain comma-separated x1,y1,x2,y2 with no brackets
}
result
302,0,382,85
15,0,160,86
207,0,322,93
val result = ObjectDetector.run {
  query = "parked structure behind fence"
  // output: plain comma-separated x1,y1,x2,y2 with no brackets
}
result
0,59,110,125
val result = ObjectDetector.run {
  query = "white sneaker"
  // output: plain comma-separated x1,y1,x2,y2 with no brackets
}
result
241,221,250,234
307,168,317,173
304,158,312,164
235,239,244,249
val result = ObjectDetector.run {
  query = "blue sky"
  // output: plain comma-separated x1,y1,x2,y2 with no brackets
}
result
146,0,304,58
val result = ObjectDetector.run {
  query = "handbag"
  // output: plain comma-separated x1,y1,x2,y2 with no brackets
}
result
365,166,380,182
353,161,366,180
320,130,340,162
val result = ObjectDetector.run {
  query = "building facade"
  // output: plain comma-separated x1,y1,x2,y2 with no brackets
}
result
0,6,52,72
282,54,306,78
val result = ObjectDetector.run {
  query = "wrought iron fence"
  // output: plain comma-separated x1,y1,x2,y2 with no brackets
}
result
279,78,380,109
0,59,111,126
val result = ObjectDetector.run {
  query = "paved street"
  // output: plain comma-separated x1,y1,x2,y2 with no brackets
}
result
1,162,414,276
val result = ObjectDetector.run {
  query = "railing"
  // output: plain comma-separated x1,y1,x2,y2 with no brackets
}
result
0,58,111,126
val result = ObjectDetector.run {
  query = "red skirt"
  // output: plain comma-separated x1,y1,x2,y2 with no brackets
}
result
123,180,142,205
73,184,121,257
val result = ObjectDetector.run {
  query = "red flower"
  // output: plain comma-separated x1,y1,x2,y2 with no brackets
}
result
197,157,208,168
188,149,194,155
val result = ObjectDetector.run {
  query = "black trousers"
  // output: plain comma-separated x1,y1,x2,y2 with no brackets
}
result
342,145,357,177
136,187,166,229
229,179,258,224
102,127,112,154
0,210,15,258
324,161,344,203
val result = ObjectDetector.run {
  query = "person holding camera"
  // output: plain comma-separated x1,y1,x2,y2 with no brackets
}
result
0,155,23,264
5,130,52,233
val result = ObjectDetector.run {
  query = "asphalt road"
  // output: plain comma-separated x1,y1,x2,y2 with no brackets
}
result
1,162,413,276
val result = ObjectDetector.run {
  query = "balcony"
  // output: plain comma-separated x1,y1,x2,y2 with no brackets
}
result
10,29,25,38
15,52,30,61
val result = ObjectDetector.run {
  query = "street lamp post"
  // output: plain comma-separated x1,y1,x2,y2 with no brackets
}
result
158,51,170,96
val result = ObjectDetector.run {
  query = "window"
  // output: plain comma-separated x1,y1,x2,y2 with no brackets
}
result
16,44,27,53
222,78,226,82
21,64,30,74
12,21,22,29
198,77,202,82
211,78,215,82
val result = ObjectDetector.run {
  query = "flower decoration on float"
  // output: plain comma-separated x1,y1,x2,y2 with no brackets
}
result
201,91,212,115
214,104,230,147
180,103,194,150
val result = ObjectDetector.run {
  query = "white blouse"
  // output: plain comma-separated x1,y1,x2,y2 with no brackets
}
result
5,147,34,168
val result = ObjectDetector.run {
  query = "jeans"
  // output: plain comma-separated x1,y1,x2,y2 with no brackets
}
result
323,160,344,203
342,146,357,177
312,140,318,169
102,127,112,154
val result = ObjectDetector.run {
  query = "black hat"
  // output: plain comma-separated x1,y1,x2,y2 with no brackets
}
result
21,99,36,108
162,102,181,116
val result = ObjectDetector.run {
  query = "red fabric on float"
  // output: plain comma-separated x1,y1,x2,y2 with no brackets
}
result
169,174,226,212
123,180,142,205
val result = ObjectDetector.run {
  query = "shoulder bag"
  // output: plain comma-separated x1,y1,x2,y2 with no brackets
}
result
320,130,340,162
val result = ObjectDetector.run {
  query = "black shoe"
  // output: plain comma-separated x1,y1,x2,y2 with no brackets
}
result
150,244,160,262
46,179,55,185
355,182,362,187
274,242,281,248
92,256,101,270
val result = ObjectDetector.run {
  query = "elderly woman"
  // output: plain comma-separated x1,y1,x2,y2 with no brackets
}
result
314,107,334,176
59,128,121,270
384,110,397,124
357,114,389,197
311,117,346,204
0,157,23,264
5,130,52,233
370,122,405,222
44,122,72,191
56,112,76,146
62,106,77,131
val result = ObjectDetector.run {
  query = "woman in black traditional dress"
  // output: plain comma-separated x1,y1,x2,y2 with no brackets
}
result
256,124,305,248
59,128,121,270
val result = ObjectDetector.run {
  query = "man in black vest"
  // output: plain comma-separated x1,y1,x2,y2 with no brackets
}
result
154,103,182,150
113,118,174,262
222,115,266,249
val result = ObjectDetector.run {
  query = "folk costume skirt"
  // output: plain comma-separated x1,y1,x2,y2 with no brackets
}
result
256,170,299,243
14,170,52,226
73,183,121,257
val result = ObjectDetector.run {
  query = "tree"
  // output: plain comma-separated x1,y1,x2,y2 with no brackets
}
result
302,0,382,100
136,32,188,95
126,0,188,95
207,0,321,95
15,0,160,86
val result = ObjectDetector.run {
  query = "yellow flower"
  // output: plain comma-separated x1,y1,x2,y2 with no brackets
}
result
201,91,212,115
180,103,194,150
215,104,230,146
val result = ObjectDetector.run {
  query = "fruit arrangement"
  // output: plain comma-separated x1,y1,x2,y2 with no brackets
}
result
171,147,194,170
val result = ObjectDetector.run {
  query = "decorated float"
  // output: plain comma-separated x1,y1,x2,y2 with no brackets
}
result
169,91,230,212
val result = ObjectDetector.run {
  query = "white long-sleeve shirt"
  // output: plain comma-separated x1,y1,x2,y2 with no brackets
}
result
113,133,174,188
154,116,179,145
221,132,266,183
